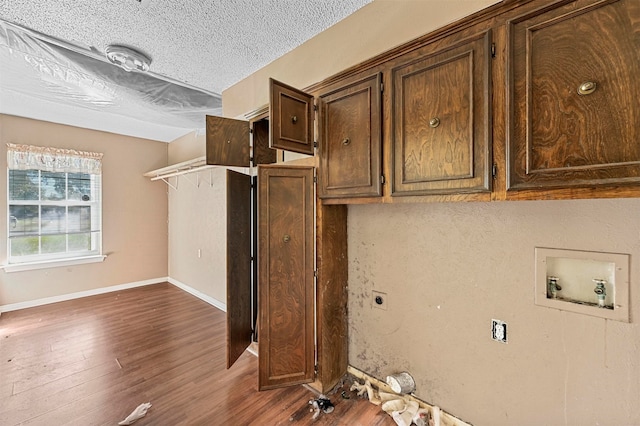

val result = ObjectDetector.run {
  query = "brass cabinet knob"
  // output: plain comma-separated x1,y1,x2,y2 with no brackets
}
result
342,138,351,146
577,81,597,96
291,115,298,123
283,234,291,243
429,117,440,128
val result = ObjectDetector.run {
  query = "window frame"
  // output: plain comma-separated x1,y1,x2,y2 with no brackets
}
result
6,168,104,269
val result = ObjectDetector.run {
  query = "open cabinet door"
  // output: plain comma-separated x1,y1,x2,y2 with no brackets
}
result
269,78,315,155
207,116,251,167
258,165,315,390
226,170,252,368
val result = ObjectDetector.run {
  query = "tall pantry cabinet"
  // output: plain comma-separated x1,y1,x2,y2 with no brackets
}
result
214,80,348,394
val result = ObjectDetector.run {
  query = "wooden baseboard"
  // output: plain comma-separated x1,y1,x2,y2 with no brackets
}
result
347,366,472,426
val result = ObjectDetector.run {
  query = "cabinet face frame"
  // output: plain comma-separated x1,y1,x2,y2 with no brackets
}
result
506,0,640,190
391,30,493,196
318,72,383,199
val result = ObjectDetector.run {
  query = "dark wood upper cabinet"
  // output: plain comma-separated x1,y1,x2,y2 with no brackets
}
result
206,115,276,167
507,0,640,190
258,165,315,390
391,30,492,195
269,78,315,155
318,73,383,199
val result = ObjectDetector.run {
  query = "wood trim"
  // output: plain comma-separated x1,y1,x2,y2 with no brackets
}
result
322,192,493,205
504,185,640,201
314,202,348,393
244,104,269,121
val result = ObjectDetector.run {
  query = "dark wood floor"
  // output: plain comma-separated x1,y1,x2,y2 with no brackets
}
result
0,283,394,426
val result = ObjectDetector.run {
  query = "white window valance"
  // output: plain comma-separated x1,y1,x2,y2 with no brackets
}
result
6,143,103,174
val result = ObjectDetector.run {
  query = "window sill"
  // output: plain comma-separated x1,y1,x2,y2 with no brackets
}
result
2,255,107,273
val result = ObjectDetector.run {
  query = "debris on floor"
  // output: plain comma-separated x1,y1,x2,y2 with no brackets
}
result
350,379,441,426
309,395,334,420
118,402,152,425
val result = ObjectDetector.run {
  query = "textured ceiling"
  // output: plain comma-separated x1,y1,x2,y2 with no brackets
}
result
0,0,372,141
0,0,371,94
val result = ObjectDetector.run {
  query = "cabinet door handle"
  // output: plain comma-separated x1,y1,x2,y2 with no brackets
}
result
291,115,298,124
283,234,291,243
577,81,597,96
429,117,440,128
342,138,351,146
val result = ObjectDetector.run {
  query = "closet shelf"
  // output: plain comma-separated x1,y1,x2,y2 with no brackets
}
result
143,156,213,181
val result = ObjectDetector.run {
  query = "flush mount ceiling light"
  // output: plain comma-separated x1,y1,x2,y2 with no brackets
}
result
105,44,151,72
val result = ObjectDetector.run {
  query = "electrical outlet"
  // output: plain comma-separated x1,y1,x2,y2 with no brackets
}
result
491,319,507,343
372,290,387,310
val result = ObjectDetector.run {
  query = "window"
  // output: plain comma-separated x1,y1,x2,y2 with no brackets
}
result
6,144,103,267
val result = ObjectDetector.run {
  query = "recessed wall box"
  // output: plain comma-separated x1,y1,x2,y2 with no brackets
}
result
535,247,630,322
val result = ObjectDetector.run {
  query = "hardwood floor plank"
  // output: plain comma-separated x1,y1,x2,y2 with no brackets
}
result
0,283,394,426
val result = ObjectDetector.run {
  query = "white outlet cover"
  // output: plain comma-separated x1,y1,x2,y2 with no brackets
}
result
491,319,507,343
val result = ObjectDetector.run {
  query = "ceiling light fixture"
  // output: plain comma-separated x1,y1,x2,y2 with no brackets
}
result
105,44,151,72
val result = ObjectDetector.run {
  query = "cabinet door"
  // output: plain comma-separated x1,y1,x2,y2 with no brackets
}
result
258,165,315,390
318,73,383,199
206,115,276,167
507,0,640,190
206,116,250,167
269,79,315,155
392,31,492,195
226,170,252,368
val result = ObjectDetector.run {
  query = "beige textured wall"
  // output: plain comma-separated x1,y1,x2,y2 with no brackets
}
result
168,130,206,164
221,0,640,424
167,132,252,306
0,114,168,306
349,200,640,424
167,132,228,306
